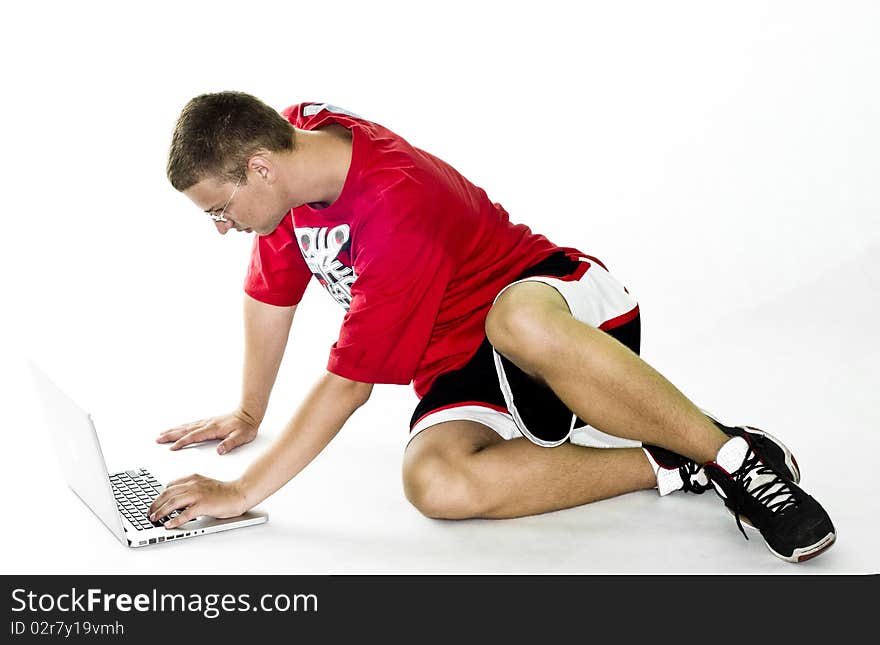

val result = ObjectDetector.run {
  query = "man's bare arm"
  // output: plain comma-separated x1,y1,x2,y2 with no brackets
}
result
156,294,296,453
149,371,373,525
239,294,297,425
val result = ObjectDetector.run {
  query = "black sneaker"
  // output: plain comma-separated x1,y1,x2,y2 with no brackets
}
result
704,412,800,484
704,435,836,563
642,444,710,495
642,412,800,495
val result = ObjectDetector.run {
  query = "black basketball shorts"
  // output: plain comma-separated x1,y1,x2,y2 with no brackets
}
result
408,251,642,449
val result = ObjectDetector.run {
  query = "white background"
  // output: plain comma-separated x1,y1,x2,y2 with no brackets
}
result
1,0,878,574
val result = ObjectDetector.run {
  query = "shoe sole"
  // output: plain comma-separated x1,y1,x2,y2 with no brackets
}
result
768,531,836,563
725,510,836,562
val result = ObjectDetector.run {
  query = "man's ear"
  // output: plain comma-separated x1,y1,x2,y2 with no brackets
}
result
247,153,273,182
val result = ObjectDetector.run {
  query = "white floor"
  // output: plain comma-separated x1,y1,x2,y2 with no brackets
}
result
2,0,878,580
3,243,878,576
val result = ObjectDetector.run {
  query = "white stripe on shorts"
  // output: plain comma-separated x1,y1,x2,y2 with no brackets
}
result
492,258,641,447
407,403,640,449
405,258,642,451
493,257,638,329
407,404,522,447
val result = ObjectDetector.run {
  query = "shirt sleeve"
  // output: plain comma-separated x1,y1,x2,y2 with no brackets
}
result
326,200,456,385
243,215,312,307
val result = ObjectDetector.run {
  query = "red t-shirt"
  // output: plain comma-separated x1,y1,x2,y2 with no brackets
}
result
244,102,580,397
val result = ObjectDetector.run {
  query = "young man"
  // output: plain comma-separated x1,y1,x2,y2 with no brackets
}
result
150,92,835,563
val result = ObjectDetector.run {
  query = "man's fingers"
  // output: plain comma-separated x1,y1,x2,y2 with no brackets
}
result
148,477,200,514
157,423,197,436
150,493,197,522
156,420,206,442
157,413,260,447
217,428,255,455
164,505,199,529
149,483,183,516
148,496,180,520
169,426,226,451
156,426,202,444
148,492,165,516
156,428,188,444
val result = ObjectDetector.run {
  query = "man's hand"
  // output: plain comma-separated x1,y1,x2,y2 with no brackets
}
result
156,409,260,454
148,474,248,529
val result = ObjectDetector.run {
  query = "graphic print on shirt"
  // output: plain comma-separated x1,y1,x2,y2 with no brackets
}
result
294,224,357,310
302,103,363,119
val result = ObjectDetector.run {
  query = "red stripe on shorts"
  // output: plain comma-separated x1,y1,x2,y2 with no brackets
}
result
599,304,640,331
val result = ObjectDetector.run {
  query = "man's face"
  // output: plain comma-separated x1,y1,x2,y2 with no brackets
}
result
183,174,286,237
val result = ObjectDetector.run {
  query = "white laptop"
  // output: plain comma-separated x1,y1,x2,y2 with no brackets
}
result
29,361,268,547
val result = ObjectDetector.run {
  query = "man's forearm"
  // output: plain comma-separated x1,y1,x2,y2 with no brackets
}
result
239,294,297,423
237,371,373,508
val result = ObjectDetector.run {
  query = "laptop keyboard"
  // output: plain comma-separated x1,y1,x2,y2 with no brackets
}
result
110,468,180,531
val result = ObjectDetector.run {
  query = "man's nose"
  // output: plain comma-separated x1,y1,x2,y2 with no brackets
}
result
214,219,234,235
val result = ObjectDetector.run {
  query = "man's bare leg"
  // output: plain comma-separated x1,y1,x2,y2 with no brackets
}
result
403,421,656,519
486,281,730,464
402,280,733,520
402,283,835,563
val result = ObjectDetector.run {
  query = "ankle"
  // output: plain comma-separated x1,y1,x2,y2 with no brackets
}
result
697,423,732,465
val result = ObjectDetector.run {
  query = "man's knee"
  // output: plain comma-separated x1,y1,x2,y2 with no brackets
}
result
485,282,569,372
402,452,487,520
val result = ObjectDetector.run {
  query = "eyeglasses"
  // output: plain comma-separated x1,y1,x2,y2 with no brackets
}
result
209,175,243,223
